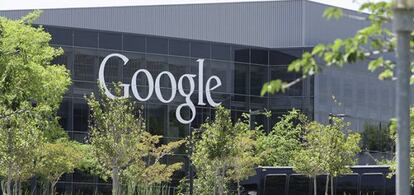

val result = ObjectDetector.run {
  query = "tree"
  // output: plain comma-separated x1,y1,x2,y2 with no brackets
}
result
291,117,361,195
191,106,259,194
256,109,309,166
87,86,184,195
36,139,86,195
0,10,71,195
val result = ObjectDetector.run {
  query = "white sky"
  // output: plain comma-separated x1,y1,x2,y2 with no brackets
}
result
0,0,367,11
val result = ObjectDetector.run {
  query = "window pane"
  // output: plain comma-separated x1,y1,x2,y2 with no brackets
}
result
146,104,167,136
99,32,122,50
212,44,231,60
57,98,72,131
73,102,89,132
191,41,210,58
45,26,73,46
74,30,98,48
385,176,395,195
74,50,97,81
251,49,268,65
169,39,189,56
269,50,298,65
169,105,189,138
210,60,233,93
123,34,145,52
98,52,122,83
264,175,286,195
146,55,169,88
336,175,358,195
288,175,309,195
169,57,191,89
234,63,249,95
233,47,250,63
250,65,268,96
147,37,168,54
361,174,384,195
270,66,302,96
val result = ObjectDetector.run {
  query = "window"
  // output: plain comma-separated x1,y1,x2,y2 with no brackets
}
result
212,44,231,60
45,26,73,46
73,102,89,132
99,32,122,50
269,49,298,65
361,174,384,195
57,98,72,131
122,53,145,84
146,54,169,88
233,47,250,63
264,175,287,195
147,37,168,54
234,63,249,95
169,39,190,56
123,34,145,52
191,41,210,58
251,49,268,65
74,51,96,81
250,65,268,96
336,174,358,195
98,52,122,83
288,175,310,195
169,105,189,138
146,104,167,136
74,30,98,48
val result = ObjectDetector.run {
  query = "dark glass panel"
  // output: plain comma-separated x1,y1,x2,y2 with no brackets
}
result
98,52,122,83
210,60,233,93
74,29,98,48
146,104,167,136
250,65,268,96
168,57,191,89
73,169,95,183
169,39,190,56
212,44,231,60
45,26,73,46
72,81,97,98
147,37,168,54
233,47,250,63
288,175,310,195
53,47,73,73
99,32,122,50
73,102,89,132
73,183,96,195
96,185,112,195
336,175,358,195
123,34,145,52
55,182,72,195
192,107,211,129
74,50,97,81
264,175,286,195
269,50,297,65
251,49,268,65
123,53,145,84
270,66,302,96
191,41,210,58
146,55,169,88
385,176,395,195
57,98,72,131
231,95,249,111
169,105,190,138
361,174,384,195
234,63,249,95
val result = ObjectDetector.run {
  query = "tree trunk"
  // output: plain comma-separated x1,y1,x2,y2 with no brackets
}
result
112,167,120,195
51,181,57,195
6,177,11,195
330,175,334,195
325,175,329,195
313,177,317,195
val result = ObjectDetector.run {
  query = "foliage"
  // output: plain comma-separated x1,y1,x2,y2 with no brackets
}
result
0,10,71,195
87,85,184,194
361,122,393,152
291,117,361,195
256,109,309,166
36,139,86,195
261,1,395,95
191,106,260,195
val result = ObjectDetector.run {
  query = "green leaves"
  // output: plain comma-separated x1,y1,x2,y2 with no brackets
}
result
323,7,343,20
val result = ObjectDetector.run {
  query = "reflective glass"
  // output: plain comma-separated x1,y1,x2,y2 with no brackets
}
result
99,32,122,50
123,34,145,52
146,104,167,136
212,44,231,60
361,174,384,195
269,50,298,65
74,29,98,47
191,41,210,58
288,175,309,195
264,175,286,195
146,54,169,87
251,49,268,65
336,175,358,195
74,50,97,81
169,105,189,138
169,39,189,56
233,47,250,63
45,26,73,46
147,37,168,54
250,65,268,96
234,63,249,95
73,101,89,132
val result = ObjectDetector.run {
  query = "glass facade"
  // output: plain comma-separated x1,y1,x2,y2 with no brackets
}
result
45,25,314,193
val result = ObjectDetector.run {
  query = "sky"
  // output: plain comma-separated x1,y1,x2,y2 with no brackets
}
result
0,0,366,11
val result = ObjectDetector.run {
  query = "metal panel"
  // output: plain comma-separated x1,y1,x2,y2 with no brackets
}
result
0,0,304,48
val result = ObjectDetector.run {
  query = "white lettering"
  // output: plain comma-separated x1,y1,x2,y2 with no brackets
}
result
155,71,177,103
98,53,130,99
131,69,154,101
177,74,196,124
205,76,222,107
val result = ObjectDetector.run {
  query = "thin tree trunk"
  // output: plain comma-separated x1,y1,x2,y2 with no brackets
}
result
237,180,240,195
325,175,329,195
51,181,56,195
112,167,120,195
313,177,317,195
7,174,12,195
330,175,334,195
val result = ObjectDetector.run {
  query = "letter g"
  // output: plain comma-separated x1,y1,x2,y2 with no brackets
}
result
98,53,130,99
